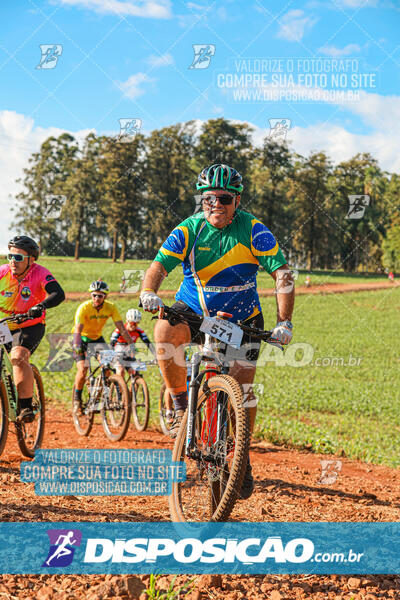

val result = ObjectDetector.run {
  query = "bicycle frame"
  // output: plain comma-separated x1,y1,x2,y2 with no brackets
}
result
185,333,229,458
0,346,18,422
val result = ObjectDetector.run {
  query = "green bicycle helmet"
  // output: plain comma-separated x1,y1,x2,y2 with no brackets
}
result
196,163,243,194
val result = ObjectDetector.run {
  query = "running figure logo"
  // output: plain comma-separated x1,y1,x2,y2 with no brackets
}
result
42,334,74,372
42,529,82,567
118,119,142,142
189,45,215,69
346,195,370,220
36,45,63,69
268,119,291,141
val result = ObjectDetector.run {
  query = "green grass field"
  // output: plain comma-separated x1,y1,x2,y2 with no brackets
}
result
31,274,400,468
34,256,389,293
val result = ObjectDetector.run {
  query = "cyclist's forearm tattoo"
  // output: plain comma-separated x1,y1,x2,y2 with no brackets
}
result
142,261,167,293
274,268,295,322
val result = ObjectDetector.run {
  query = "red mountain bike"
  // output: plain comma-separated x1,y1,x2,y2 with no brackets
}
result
157,305,281,522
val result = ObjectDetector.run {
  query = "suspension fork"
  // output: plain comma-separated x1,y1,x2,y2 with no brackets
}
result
216,361,230,447
100,368,110,406
185,353,201,454
1,348,17,421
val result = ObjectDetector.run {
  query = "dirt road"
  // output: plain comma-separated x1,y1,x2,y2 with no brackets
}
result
64,280,400,301
0,407,399,598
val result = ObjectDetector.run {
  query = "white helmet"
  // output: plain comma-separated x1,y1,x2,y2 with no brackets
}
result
126,309,141,323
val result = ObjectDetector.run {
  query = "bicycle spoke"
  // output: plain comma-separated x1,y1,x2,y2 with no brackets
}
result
170,375,248,523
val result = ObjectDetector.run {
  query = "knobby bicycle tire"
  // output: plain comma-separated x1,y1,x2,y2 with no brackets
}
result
101,374,131,442
169,374,249,523
0,380,9,457
72,381,94,437
16,364,45,458
130,376,150,432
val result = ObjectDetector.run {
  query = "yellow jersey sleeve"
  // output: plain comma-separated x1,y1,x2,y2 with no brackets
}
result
110,303,122,323
74,302,87,326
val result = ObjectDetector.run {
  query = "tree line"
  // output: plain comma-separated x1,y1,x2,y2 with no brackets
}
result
12,118,400,271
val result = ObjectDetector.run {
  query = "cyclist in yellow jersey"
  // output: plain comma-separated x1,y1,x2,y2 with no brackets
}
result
72,280,131,411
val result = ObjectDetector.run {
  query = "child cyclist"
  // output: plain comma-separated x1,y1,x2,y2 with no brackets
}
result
110,309,155,377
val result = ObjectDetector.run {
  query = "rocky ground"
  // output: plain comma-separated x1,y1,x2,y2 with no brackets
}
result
0,407,398,599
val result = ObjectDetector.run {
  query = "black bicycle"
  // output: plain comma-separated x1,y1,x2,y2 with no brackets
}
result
157,305,281,522
0,314,45,458
72,348,130,442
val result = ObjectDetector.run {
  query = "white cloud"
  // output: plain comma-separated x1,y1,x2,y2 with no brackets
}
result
319,43,361,57
186,2,207,10
0,111,92,251
57,0,171,18
277,9,317,42
119,72,154,99
147,53,174,67
336,0,377,7
248,90,400,172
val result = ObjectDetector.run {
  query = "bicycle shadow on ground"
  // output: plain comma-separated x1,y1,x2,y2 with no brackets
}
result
255,477,400,509
0,500,161,522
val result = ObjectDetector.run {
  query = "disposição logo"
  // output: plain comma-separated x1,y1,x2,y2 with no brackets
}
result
42,529,82,567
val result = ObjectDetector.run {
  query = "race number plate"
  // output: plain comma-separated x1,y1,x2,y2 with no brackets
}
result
129,361,147,372
0,322,12,345
200,317,243,348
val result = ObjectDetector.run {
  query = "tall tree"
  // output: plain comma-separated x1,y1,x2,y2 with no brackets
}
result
248,138,294,249
330,154,388,271
97,135,145,262
195,118,254,203
12,133,78,254
63,134,105,260
141,122,197,258
288,152,333,270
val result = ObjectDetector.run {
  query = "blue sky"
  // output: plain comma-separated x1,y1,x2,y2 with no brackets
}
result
0,0,399,248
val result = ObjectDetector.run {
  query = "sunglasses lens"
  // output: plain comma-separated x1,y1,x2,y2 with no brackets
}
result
220,195,234,205
202,194,234,205
8,254,24,262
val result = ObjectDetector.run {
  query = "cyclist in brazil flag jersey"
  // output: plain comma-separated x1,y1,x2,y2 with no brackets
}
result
0,235,65,421
140,163,295,500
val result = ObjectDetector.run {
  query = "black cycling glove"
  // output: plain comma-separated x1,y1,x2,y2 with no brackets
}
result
27,303,45,318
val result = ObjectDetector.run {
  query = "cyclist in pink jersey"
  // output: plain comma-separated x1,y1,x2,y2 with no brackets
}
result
0,236,65,421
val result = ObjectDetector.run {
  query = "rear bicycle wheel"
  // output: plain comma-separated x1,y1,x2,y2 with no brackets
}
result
72,381,94,436
16,364,45,458
101,374,131,442
130,376,150,431
159,383,174,435
0,380,9,457
169,374,249,523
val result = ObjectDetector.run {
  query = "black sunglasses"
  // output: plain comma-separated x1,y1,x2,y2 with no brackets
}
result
202,194,235,206
7,253,27,262
92,293,105,299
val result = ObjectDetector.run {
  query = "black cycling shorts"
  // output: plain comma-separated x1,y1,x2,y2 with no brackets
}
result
170,300,264,365
75,336,106,363
4,323,45,355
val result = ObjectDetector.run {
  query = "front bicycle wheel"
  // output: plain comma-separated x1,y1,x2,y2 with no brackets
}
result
72,381,94,437
16,364,45,458
130,376,150,432
169,374,249,523
101,374,131,442
0,380,9,457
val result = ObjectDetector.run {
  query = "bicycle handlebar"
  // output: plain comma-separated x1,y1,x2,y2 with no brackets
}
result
0,314,36,326
157,305,275,343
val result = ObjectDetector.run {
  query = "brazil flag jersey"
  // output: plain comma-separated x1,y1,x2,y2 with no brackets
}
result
154,209,287,321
